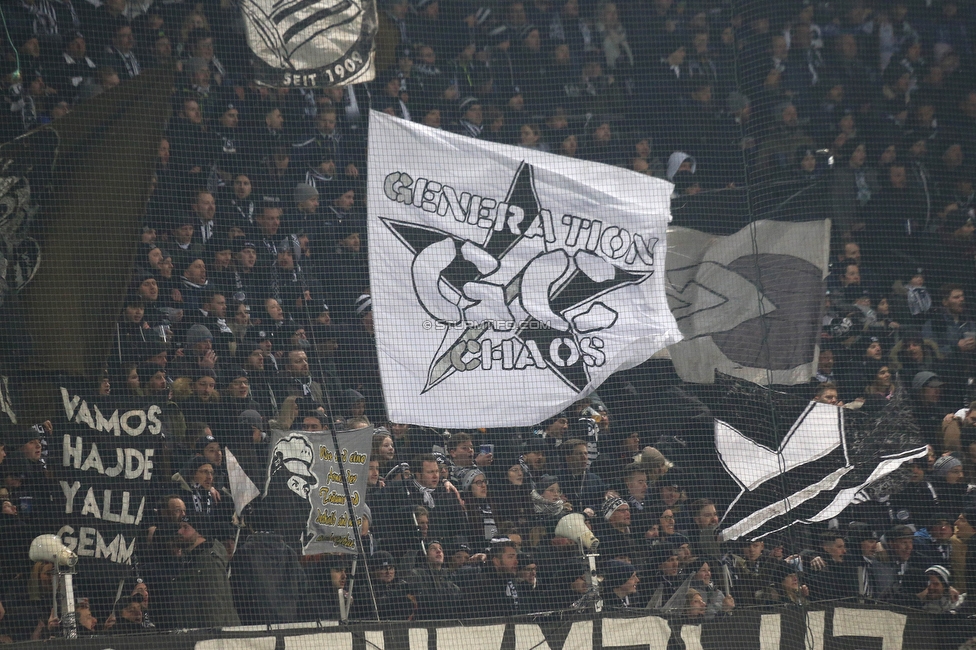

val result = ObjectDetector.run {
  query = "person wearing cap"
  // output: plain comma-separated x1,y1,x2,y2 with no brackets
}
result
168,515,241,627
884,524,929,604
175,455,223,519
601,559,640,610
452,96,485,139
519,437,547,488
176,367,223,431
915,565,962,613
459,467,498,544
911,370,948,444
285,183,321,237
756,561,809,607
321,202,368,321
845,522,891,598
593,494,638,563
271,237,314,320
210,98,244,174
931,454,967,517
404,539,461,620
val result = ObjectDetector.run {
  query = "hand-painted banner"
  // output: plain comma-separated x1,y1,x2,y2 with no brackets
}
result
16,605,975,650
51,388,163,566
262,426,373,554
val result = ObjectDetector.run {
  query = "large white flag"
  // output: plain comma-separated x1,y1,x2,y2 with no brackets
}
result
367,111,681,428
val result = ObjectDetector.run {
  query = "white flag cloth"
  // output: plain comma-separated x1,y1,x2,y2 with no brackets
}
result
224,447,260,517
367,111,681,428
664,219,831,385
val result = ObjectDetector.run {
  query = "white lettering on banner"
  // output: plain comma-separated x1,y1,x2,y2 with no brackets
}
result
514,624,552,650
436,624,505,650
562,620,594,650
832,608,906,650
603,616,671,649
363,630,385,650
59,481,81,513
60,388,162,436
408,628,428,650
680,625,704,650
805,611,825,650
759,614,781,650
195,638,276,650
61,435,154,480
65,486,145,525
284,633,351,650
57,525,136,564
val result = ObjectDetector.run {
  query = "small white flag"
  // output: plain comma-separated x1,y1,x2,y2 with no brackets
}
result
225,447,260,517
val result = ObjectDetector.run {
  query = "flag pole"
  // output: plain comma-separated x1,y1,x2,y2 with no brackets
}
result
330,425,380,622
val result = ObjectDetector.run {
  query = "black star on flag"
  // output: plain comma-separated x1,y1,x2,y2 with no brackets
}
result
380,161,652,394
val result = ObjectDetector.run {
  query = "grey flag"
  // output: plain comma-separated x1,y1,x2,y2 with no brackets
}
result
663,220,830,385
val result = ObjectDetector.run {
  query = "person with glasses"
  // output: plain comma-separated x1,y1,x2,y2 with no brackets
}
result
460,468,498,545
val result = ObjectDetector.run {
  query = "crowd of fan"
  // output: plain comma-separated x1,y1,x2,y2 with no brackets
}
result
1,0,976,639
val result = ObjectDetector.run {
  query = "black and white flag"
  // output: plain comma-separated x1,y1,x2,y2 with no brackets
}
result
664,220,830,385
715,399,927,542
239,0,377,87
367,112,681,428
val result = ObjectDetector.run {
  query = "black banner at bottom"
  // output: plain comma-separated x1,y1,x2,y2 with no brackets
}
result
14,605,976,650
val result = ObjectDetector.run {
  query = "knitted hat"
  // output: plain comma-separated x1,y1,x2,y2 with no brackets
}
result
926,565,951,588
294,183,319,204
459,96,481,113
887,524,915,541
536,474,559,492
195,434,218,452
186,324,214,346
459,468,485,493
602,495,627,521
239,410,264,431
932,455,962,479
355,294,372,316
601,559,636,590
373,550,396,569
912,371,943,390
